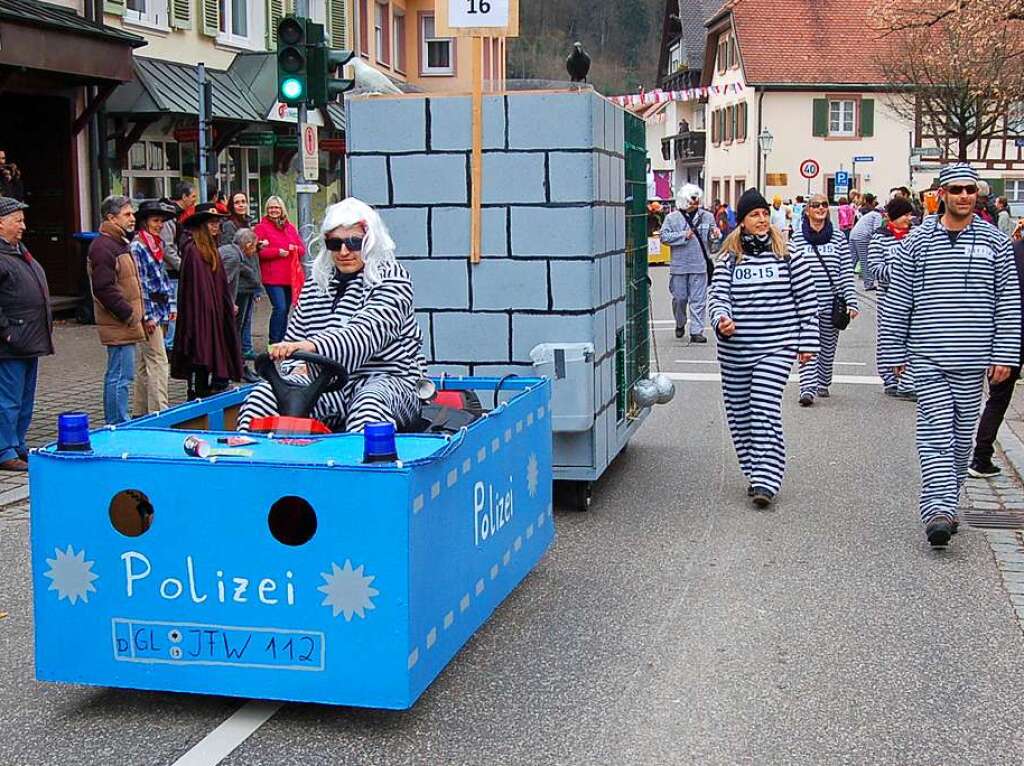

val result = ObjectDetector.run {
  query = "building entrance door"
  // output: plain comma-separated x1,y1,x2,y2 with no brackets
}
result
0,94,77,295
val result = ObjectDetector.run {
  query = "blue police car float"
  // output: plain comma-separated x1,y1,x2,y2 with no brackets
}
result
29,353,553,709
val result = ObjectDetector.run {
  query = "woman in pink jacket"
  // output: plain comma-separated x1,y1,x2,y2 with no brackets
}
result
253,195,305,343
837,196,856,241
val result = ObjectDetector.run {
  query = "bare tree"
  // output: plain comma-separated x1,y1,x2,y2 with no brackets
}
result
874,0,1024,161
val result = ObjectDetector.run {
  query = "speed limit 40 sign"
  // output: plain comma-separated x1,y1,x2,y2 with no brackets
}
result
435,0,519,36
800,159,820,179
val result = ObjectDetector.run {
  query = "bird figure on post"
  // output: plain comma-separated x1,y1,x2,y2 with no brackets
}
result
566,42,591,83
350,58,404,95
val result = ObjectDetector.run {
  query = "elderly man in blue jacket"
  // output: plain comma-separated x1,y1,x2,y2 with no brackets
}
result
0,197,53,472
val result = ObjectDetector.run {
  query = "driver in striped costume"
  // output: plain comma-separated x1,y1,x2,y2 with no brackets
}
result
879,164,1021,547
237,198,425,433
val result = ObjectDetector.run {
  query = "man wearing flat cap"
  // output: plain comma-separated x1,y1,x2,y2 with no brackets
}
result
880,163,1022,548
0,197,53,472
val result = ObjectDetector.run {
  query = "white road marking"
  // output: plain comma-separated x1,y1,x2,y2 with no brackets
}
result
170,700,282,766
661,371,883,385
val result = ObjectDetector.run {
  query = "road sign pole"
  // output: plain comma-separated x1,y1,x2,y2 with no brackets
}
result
295,0,313,247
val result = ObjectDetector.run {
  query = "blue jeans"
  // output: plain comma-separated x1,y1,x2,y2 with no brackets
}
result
104,344,135,425
0,358,38,461
164,278,179,349
236,291,256,354
265,285,292,344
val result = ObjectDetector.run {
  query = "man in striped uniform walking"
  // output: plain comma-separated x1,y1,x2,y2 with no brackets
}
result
879,164,1021,547
238,198,425,433
788,193,859,405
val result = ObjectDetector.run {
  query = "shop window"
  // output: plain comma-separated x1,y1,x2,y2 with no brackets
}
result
421,14,453,75
123,140,183,201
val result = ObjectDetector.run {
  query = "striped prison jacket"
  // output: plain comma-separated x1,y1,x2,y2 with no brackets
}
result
867,227,905,290
288,263,426,390
708,248,820,367
788,227,859,315
878,215,1021,370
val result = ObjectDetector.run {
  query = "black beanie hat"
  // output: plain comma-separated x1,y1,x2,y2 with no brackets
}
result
736,188,771,224
885,195,914,221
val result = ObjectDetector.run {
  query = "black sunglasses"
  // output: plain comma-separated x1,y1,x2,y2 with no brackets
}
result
325,236,364,252
945,184,978,196
808,202,829,209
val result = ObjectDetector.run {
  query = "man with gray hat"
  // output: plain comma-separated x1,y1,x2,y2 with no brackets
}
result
0,197,53,471
880,163,1021,548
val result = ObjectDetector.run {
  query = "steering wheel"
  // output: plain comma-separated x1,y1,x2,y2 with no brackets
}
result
254,351,349,419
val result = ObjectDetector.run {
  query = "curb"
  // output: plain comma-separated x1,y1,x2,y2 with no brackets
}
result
0,484,28,508
997,424,1024,485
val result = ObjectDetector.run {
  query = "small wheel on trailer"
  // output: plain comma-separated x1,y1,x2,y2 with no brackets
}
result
555,480,592,512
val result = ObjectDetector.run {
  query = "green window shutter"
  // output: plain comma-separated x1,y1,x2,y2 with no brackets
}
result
860,98,875,137
812,98,828,137
171,0,192,29
327,0,348,48
985,178,1005,196
266,0,284,47
200,0,220,37
104,0,125,15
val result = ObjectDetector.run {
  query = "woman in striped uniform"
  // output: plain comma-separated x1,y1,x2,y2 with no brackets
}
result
868,195,916,400
879,164,1021,547
787,193,859,405
237,198,425,433
708,188,819,508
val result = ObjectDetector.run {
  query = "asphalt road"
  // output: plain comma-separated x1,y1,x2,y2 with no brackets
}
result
2,268,1024,765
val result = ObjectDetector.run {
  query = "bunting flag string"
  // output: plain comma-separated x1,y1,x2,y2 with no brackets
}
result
608,83,744,107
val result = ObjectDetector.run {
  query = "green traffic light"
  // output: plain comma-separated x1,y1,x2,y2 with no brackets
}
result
281,77,304,100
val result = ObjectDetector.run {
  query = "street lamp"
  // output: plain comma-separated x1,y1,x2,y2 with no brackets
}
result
758,127,773,191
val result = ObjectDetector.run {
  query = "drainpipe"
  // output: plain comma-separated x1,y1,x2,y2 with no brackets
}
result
755,87,765,191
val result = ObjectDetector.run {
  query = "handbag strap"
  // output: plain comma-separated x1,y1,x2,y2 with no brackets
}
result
808,241,840,298
684,210,711,261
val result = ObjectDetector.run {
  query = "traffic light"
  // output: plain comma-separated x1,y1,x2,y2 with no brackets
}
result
276,16,309,105
309,46,356,105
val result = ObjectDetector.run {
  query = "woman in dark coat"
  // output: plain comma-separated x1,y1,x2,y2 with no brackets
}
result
171,202,243,399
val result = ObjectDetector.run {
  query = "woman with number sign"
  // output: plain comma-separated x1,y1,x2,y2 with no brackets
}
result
708,188,819,508
788,193,859,406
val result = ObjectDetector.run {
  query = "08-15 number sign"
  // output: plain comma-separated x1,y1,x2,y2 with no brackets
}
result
449,0,509,27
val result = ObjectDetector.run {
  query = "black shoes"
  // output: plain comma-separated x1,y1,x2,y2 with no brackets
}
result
690,333,708,344
242,365,261,384
926,516,953,547
968,459,1001,479
816,387,830,398
799,393,814,407
750,487,774,509
675,326,685,338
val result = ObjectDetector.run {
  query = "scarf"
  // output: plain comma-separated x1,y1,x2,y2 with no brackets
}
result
886,221,910,240
740,232,773,255
801,214,833,246
140,230,165,262
330,267,364,312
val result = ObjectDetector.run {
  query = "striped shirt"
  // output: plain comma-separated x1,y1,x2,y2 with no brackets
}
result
878,215,1021,369
867,227,906,290
708,249,820,366
788,227,858,314
850,209,883,246
287,262,426,390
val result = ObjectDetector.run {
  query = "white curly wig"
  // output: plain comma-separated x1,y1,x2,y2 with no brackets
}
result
675,183,703,207
310,197,397,294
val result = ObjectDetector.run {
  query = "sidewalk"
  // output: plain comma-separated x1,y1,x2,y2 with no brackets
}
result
0,303,270,507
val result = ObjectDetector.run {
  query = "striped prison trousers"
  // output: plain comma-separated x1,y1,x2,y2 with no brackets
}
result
914,359,986,524
237,374,421,434
798,310,838,398
720,350,795,495
875,291,915,394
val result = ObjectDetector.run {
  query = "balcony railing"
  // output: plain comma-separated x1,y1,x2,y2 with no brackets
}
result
661,131,706,162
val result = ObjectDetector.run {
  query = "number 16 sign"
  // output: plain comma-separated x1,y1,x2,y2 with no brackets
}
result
435,0,519,36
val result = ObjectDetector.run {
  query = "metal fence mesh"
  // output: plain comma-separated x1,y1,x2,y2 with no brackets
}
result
618,110,651,422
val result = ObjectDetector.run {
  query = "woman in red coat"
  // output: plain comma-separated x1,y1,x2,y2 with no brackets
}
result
170,203,243,399
253,195,305,344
